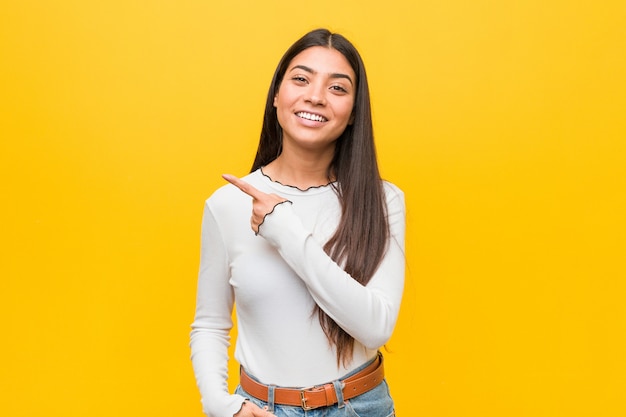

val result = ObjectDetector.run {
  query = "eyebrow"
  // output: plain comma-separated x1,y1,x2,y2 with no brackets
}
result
289,64,354,86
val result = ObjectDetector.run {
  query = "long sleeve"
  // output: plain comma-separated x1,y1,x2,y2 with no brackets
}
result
258,184,406,349
190,201,246,417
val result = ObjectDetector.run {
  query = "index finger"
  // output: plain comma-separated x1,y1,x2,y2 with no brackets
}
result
222,174,263,199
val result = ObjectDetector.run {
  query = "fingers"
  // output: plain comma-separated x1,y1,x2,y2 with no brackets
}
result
255,406,277,417
237,400,277,417
222,174,263,199
222,173,289,235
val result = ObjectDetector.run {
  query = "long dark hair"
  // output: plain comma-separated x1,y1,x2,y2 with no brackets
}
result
251,29,389,366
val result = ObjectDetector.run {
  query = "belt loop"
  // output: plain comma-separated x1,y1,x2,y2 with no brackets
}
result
267,384,276,413
332,380,346,409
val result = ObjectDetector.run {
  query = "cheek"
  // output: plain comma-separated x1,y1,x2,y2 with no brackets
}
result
339,101,355,124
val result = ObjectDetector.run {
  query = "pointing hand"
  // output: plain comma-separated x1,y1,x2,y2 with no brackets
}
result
223,174,289,234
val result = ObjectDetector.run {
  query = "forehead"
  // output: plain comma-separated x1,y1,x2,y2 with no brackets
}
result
287,46,355,79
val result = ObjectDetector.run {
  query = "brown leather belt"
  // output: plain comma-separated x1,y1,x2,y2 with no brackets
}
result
239,353,385,410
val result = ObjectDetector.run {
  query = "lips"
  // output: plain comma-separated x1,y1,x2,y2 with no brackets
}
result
296,111,328,122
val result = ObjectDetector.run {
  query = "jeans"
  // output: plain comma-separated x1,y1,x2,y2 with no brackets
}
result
235,357,396,417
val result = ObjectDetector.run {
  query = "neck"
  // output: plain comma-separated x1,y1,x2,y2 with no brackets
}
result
263,149,335,189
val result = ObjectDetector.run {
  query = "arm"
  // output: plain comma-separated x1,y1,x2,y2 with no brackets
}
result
190,201,247,417
220,174,406,350
259,186,406,349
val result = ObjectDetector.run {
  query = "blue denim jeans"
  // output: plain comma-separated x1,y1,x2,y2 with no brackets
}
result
235,357,395,417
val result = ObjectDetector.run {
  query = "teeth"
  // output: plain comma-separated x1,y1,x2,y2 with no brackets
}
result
297,112,327,122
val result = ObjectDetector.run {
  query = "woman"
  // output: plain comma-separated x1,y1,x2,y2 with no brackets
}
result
190,28,406,417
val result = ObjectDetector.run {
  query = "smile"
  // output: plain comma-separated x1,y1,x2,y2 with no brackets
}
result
296,112,327,122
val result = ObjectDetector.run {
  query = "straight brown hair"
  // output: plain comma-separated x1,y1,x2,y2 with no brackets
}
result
251,29,389,366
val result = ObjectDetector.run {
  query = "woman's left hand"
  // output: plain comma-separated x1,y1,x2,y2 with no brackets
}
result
223,174,288,234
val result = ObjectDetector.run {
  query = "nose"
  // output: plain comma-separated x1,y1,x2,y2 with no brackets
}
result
306,82,326,106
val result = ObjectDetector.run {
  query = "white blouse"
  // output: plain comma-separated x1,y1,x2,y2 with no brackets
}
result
190,169,406,417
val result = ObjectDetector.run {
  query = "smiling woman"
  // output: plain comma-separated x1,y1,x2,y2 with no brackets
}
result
190,29,405,417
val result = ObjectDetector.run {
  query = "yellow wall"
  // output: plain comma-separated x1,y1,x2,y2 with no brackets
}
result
1,1,625,416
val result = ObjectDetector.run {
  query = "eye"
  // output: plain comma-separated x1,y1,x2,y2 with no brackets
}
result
291,76,308,84
330,85,348,93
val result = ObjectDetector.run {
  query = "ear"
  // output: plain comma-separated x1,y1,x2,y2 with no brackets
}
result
273,94,278,108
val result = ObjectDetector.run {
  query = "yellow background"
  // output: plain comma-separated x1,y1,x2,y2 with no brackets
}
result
1,1,625,416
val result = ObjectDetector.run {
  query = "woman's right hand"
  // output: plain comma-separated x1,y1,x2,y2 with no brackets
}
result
222,174,288,234
234,400,277,417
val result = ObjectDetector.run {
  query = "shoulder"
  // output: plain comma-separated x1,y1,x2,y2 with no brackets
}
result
380,180,405,221
381,180,405,204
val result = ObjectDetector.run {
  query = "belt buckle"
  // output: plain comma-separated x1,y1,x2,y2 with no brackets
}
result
299,387,316,411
